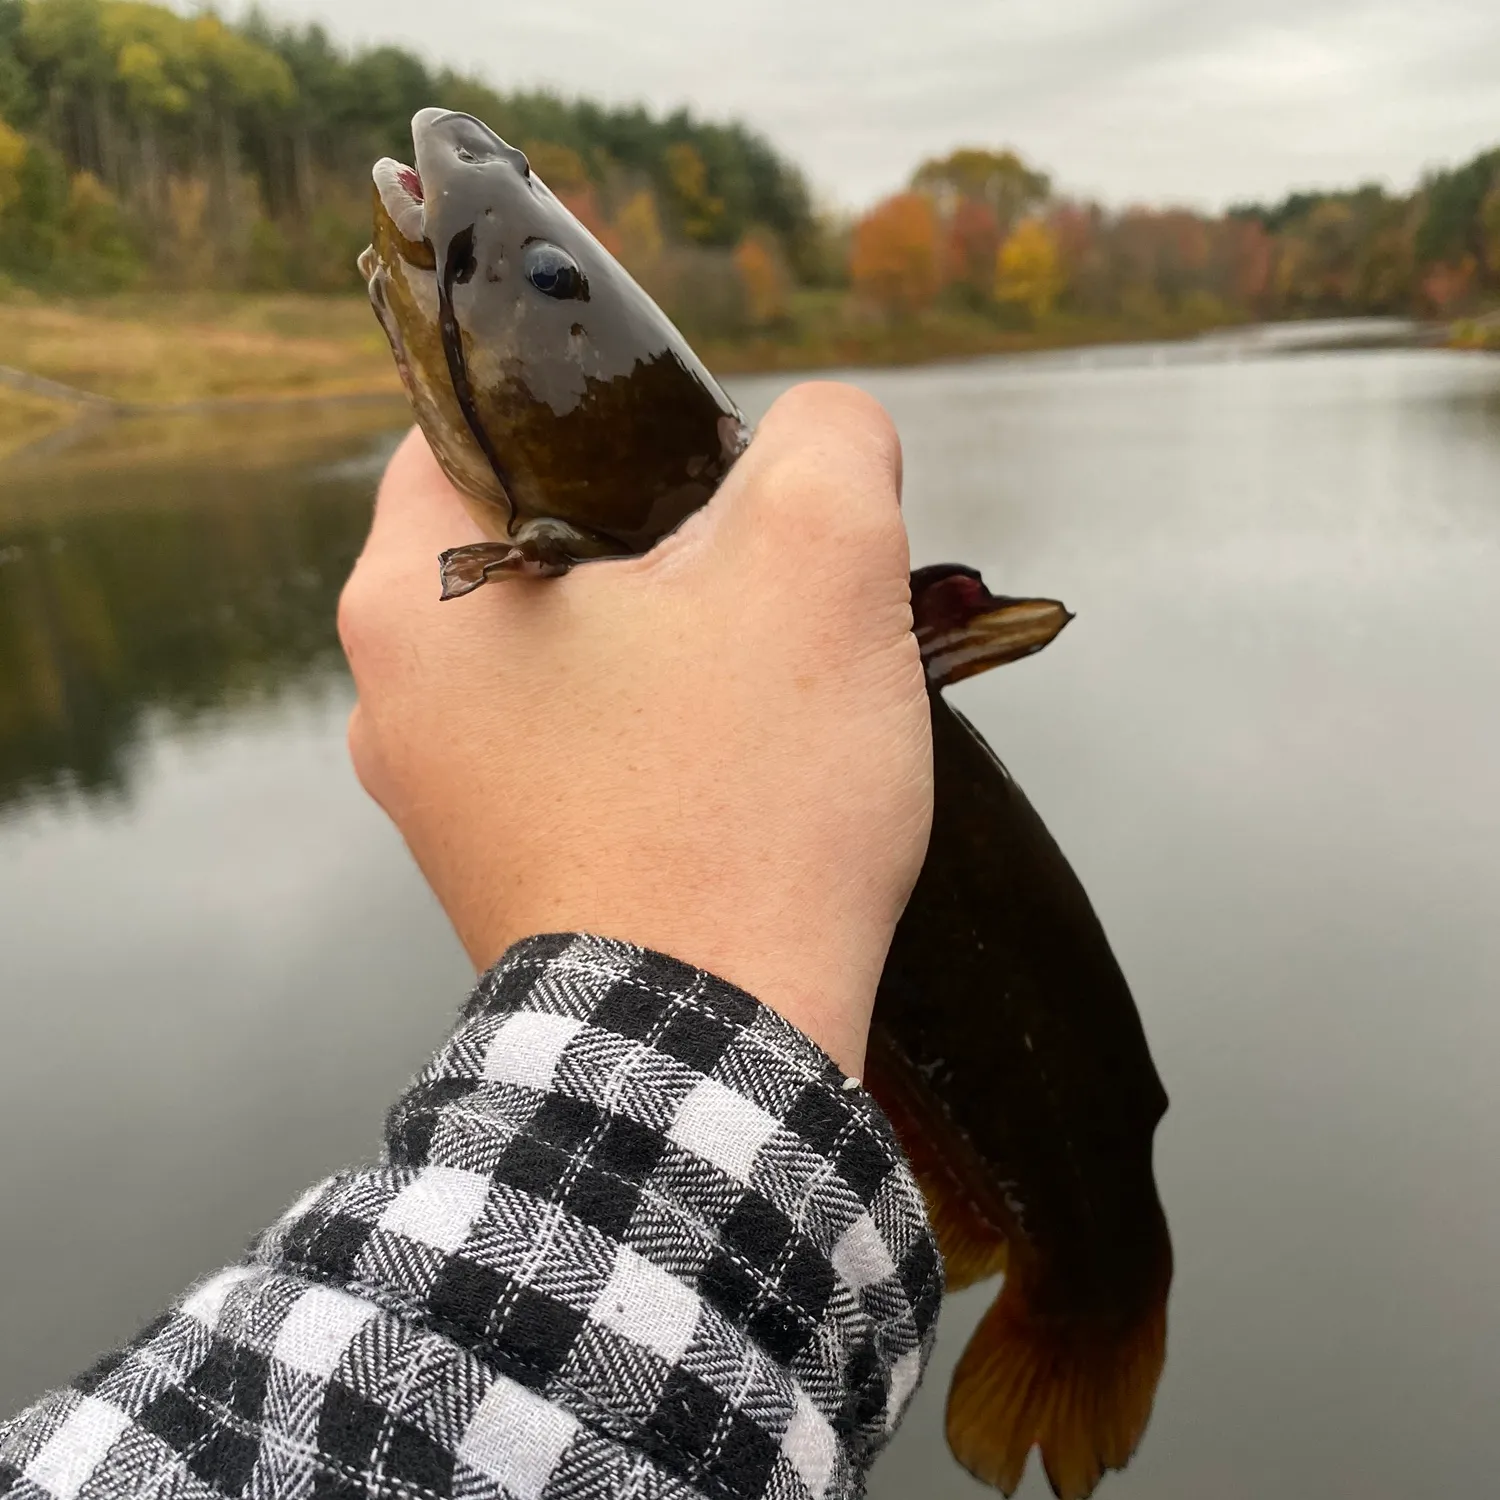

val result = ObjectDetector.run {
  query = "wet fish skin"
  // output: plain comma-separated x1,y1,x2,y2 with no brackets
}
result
364,108,747,587
870,690,1171,1498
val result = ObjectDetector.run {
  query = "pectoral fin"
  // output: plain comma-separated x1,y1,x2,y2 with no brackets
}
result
438,518,622,598
438,542,563,598
910,564,1073,689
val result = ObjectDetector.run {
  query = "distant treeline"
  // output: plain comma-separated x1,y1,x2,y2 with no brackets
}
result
849,146,1500,328
2,0,1498,338
0,0,819,331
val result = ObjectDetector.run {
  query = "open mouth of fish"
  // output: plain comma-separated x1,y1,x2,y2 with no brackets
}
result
373,157,426,250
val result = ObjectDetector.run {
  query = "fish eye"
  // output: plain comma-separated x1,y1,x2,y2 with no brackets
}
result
524,241,587,301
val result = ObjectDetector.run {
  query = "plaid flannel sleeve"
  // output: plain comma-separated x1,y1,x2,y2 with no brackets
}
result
0,933,942,1500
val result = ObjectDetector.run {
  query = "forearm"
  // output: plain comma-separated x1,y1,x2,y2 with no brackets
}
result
0,936,941,1499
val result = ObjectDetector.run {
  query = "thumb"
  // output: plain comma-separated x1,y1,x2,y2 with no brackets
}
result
692,382,908,592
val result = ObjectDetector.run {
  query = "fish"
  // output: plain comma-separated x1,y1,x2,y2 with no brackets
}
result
360,107,1173,1499
360,109,749,595
876,571,1171,1499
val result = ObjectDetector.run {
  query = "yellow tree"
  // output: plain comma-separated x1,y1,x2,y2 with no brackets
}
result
522,140,590,195
0,120,26,217
613,189,664,276
995,217,1064,319
665,141,725,242
850,192,941,316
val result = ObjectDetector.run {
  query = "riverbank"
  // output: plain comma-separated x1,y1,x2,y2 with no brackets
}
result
0,290,1480,464
0,293,404,459
0,290,1240,461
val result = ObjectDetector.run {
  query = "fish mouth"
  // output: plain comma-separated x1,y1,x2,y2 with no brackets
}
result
373,157,425,247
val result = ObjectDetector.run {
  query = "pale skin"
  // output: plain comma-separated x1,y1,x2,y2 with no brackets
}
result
338,382,934,1077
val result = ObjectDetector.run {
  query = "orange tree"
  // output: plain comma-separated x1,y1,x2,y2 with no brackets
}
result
850,191,941,316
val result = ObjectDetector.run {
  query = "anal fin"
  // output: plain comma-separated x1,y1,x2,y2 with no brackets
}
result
864,1031,1009,1292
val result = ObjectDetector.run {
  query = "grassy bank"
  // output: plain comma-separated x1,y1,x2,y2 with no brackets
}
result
1,290,1487,465
0,293,399,402
0,289,1241,462
1450,312,1500,351
0,292,406,461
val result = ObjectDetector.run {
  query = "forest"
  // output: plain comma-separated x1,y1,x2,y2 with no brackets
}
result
1,0,1499,348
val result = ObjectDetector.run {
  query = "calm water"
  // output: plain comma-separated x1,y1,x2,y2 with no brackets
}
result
2,346,1498,1496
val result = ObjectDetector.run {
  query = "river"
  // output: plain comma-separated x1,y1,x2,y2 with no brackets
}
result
1,344,1497,1496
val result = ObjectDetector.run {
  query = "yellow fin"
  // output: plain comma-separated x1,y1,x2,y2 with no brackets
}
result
946,1272,1168,1499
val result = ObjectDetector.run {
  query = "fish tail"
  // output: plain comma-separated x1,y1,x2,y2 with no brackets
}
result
946,1269,1168,1499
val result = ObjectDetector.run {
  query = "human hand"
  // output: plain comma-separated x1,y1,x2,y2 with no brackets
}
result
338,383,932,1075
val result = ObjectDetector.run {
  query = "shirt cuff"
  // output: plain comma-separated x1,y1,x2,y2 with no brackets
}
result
1,934,942,1500
271,933,942,1492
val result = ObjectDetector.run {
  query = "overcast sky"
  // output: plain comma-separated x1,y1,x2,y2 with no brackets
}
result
241,0,1499,211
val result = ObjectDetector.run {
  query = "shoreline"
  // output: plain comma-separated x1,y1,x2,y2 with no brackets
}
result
0,294,1474,469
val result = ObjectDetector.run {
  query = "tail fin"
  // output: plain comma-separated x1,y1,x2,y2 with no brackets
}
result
946,1270,1168,1499
910,564,1073,690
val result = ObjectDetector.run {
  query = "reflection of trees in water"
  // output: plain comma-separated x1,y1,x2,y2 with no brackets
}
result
0,466,375,807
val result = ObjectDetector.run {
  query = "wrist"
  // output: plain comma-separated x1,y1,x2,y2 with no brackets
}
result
464,901,887,1078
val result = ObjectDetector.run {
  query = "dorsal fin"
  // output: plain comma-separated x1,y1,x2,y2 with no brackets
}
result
910,564,1073,689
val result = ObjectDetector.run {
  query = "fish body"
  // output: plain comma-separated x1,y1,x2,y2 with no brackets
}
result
361,109,1172,1499
361,108,747,589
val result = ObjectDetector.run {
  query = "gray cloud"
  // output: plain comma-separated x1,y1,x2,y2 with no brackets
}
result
246,0,1500,208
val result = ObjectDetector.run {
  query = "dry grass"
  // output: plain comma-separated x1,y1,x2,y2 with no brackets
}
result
0,291,400,406
0,386,83,459
0,397,410,509
0,286,1259,465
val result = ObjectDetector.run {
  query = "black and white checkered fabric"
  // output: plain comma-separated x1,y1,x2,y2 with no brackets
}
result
0,934,942,1499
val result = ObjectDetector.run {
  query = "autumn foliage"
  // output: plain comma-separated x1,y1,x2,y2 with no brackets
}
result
850,192,942,316
847,138,1500,334
734,229,790,325
2,0,1499,336
946,198,1002,299
995,219,1063,319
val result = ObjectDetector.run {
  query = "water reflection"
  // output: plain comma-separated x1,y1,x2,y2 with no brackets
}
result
1,352,1499,1494
0,431,394,808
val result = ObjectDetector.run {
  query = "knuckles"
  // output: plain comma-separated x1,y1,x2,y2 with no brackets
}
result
745,385,908,579
344,703,384,806
336,554,410,673
335,567,382,676
752,456,910,587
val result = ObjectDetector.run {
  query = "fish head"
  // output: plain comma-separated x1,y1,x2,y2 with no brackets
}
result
361,107,749,560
